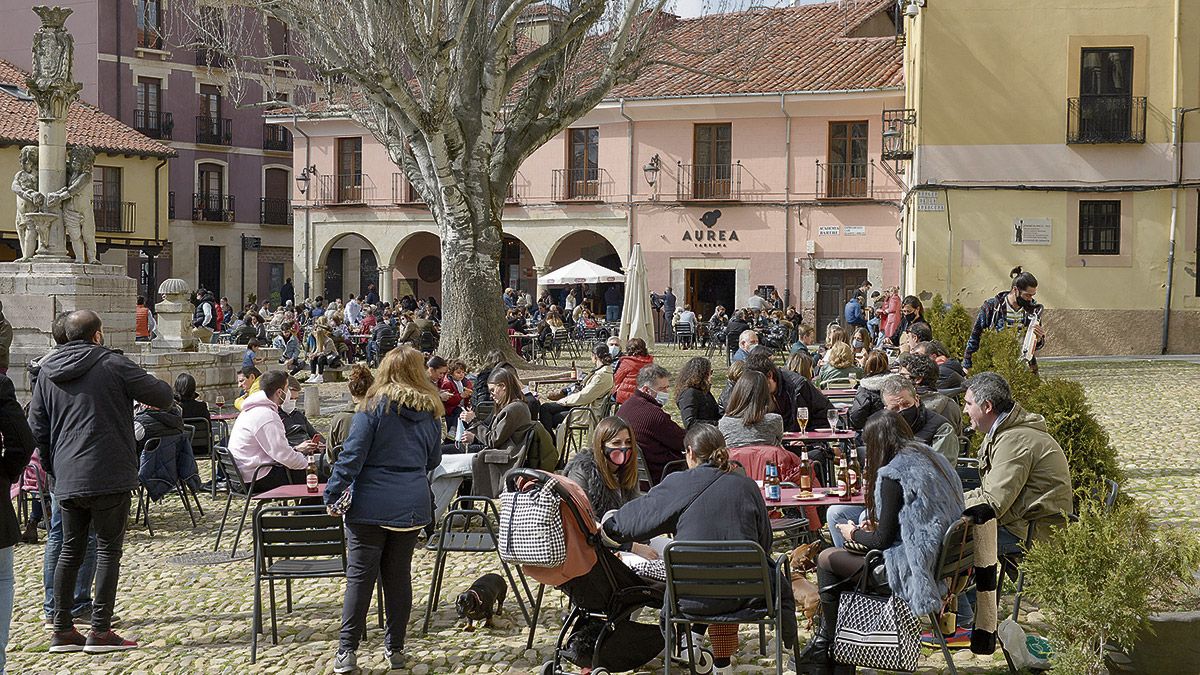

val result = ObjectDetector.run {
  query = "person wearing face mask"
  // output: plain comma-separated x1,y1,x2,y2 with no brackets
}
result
615,364,685,484
28,310,174,654
226,370,318,493
279,376,319,446
889,295,925,347
877,375,957,463
612,338,654,404
539,344,614,437
564,417,643,523
963,266,1045,373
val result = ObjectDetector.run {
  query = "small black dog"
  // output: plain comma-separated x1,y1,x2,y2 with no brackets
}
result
455,573,507,631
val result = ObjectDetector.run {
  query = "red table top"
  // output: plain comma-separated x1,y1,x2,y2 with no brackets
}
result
210,412,239,421
253,483,327,500
782,430,857,442
762,486,865,507
821,388,857,397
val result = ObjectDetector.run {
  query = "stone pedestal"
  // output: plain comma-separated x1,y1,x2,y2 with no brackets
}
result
152,278,198,351
0,260,136,393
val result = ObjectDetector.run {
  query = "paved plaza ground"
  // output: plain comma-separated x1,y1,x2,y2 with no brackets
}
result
6,352,1197,674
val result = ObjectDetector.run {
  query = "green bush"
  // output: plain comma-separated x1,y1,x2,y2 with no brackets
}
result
967,325,1040,403
926,293,947,327
923,294,973,359
1022,501,1200,675
1024,378,1123,504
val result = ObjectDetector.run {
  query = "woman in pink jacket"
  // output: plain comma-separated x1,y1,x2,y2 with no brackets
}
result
879,287,901,344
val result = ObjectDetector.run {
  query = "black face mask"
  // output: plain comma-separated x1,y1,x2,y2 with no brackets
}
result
1015,295,1036,311
898,405,921,429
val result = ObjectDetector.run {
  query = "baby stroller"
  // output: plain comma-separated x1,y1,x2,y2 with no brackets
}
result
502,469,714,675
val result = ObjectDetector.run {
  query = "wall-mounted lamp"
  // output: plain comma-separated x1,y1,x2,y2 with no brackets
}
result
643,154,661,187
295,165,318,195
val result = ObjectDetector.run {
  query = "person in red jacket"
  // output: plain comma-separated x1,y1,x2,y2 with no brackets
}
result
438,359,473,430
612,337,654,404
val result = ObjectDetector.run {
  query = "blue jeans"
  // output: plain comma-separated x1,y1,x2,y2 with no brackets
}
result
43,494,97,620
606,305,621,322
0,546,13,673
825,505,866,548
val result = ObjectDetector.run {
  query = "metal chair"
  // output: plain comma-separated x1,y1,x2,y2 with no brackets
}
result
673,322,695,349
135,433,205,536
557,406,596,466
212,446,276,557
420,497,535,637
183,416,215,494
662,540,797,674
925,516,977,675
251,505,346,663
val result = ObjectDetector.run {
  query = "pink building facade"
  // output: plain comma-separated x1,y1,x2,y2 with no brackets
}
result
277,2,906,330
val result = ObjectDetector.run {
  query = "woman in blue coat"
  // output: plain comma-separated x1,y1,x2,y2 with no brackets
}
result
325,345,444,673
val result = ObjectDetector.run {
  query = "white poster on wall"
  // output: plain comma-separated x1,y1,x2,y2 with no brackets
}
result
1012,218,1051,245
818,225,840,237
917,190,945,211
844,226,866,236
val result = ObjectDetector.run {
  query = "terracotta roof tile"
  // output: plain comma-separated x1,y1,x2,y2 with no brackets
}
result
611,1,902,98
0,59,175,158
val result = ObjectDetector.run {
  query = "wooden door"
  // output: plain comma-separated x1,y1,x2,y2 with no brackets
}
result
815,268,867,339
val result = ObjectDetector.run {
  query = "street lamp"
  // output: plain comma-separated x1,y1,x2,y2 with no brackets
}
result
295,165,317,195
642,154,661,187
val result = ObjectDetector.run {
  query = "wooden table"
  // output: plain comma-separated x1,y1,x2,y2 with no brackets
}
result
761,486,865,508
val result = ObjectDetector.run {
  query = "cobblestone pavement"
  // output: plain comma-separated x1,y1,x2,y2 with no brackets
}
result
9,353,1185,674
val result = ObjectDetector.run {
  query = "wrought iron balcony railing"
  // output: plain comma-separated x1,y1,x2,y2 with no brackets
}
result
1067,96,1147,144
93,198,135,233
193,193,235,222
195,115,232,145
676,162,742,201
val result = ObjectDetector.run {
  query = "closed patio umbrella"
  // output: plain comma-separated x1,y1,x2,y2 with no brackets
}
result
619,243,654,346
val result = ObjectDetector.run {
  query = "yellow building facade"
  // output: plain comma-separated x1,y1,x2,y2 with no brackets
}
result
897,0,1200,355
0,60,173,281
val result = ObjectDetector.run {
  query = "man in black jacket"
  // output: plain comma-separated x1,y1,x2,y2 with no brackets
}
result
28,310,174,654
0,372,34,669
744,347,833,432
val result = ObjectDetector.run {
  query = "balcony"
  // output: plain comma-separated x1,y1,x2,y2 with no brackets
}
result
260,197,292,225
262,124,292,151
195,115,232,145
315,174,377,205
1067,96,1147,144
391,173,423,204
195,49,227,68
815,160,882,200
676,162,742,201
881,108,915,161
134,109,172,140
93,198,135,233
193,193,235,222
552,168,613,202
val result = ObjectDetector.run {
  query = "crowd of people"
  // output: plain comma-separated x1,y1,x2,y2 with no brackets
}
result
0,265,1073,673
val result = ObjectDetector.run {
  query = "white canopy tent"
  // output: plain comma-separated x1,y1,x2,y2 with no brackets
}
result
536,258,625,285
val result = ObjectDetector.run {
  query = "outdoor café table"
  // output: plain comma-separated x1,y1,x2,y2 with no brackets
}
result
512,332,541,363
222,482,329,557
760,485,865,509
782,429,857,484
820,388,857,398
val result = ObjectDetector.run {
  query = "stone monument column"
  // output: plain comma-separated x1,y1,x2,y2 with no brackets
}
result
25,5,80,260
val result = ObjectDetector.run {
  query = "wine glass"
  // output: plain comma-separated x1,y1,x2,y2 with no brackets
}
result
827,409,840,431
215,394,226,410
796,406,809,430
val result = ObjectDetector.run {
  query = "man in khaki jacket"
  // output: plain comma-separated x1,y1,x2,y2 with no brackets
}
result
963,372,1073,552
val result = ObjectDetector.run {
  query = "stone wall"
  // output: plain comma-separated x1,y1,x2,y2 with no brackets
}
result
129,344,282,406
1036,309,1200,357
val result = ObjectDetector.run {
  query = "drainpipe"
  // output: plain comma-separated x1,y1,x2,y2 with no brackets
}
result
1162,0,1184,354
620,99,636,273
115,0,122,118
780,93,793,308
150,157,166,306
291,112,313,299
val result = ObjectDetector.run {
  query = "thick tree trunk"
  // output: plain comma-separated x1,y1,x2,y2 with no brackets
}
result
437,209,517,366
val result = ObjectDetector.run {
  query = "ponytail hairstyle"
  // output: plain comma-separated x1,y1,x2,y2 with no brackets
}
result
684,423,730,472
1010,266,1038,291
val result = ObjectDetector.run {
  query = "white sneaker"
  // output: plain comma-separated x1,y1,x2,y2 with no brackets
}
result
311,375,323,383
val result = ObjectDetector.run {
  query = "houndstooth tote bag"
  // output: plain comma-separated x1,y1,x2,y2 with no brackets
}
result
498,476,566,567
832,590,920,672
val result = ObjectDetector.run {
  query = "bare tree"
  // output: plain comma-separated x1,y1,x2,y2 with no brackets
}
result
172,0,750,363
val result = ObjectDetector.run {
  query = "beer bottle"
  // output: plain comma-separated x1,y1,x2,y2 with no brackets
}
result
838,456,851,502
849,453,863,495
306,455,319,494
799,451,812,492
765,461,781,502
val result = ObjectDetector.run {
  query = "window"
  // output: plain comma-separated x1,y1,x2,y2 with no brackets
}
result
197,86,228,144
1078,48,1135,142
1079,200,1121,255
693,123,732,199
196,163,227,221
827,121,868,198
336,137,363,202
196,6,225,66
268,18,290,61
135,77,166,138
92,166,122,232
261,167,290,225
137,0,162,49
567,127,599,199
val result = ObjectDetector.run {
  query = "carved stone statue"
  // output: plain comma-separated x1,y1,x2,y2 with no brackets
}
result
27,6,77,116
11,146,44,261
51,145,96,263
